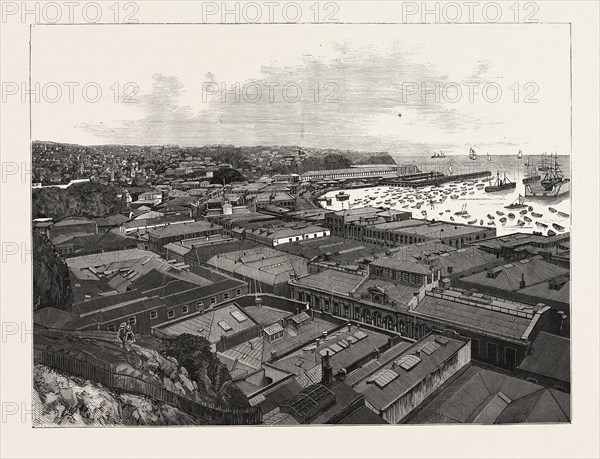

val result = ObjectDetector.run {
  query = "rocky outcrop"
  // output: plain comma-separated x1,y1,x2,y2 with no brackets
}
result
33,365,205,426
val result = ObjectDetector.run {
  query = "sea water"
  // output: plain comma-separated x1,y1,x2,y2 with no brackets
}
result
320,155,571,237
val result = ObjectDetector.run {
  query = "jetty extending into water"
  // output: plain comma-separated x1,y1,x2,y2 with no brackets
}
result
380,170,492,188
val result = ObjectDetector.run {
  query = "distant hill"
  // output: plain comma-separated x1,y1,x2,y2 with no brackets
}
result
33,140,397,173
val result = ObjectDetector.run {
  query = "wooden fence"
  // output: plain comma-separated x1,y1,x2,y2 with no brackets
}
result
34,348,262,425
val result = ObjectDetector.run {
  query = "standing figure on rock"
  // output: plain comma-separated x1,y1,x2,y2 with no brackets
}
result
117,323,127,349
124,325,136,351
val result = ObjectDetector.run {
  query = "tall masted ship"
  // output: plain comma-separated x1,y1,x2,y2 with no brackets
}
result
525,153,570,198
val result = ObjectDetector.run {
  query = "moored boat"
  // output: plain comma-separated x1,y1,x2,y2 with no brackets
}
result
552,223,565,231
531,212,543,218
505,194,527,209
557,211,569,218
485,172,516,193
526,153,570,198
547,229,556,236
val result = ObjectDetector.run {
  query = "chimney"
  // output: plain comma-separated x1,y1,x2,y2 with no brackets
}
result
416,348,422,358
447,266,454,274
519,273,526,289
255,297,262,308
322,351,333,385
533,303,544,313
558,311,567,334
347,321,352,331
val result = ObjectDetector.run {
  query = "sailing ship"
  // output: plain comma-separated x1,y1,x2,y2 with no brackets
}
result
517,150,523,159
487,152,491,162
505,194,527,209
525,153,570,198
468,147,477,160
485,172,516,192
523,158,541,184
431,151,446,159
538,152,551,172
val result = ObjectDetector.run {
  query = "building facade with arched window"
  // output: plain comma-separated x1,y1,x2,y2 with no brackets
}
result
289,268,554,372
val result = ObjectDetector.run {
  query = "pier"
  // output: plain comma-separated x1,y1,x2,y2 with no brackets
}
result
380,170,492,188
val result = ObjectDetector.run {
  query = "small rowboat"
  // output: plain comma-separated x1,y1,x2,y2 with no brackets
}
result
531,212,543,218
549,207,557,213
508,213,515,219
468,219,477,225
523,216,532,223
499,217,507,223
552,223,565,231
557,211,569,218
519,209,528,215
496,211,504,216
547,229,556,236
536,222,548,228
517,220,525,226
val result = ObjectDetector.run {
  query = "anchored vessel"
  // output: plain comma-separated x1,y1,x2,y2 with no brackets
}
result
523,157,541,184
538,152,551,172
485,172,516,193
525,153,570,198
505,194,527,209
468,147,477,160
431,151,446,159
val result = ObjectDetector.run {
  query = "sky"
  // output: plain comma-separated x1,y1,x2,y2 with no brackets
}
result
31,23,571,155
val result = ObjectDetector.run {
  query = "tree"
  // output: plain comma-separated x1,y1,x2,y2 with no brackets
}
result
210,168,246,185
32,181,122,220
163,334,250,409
